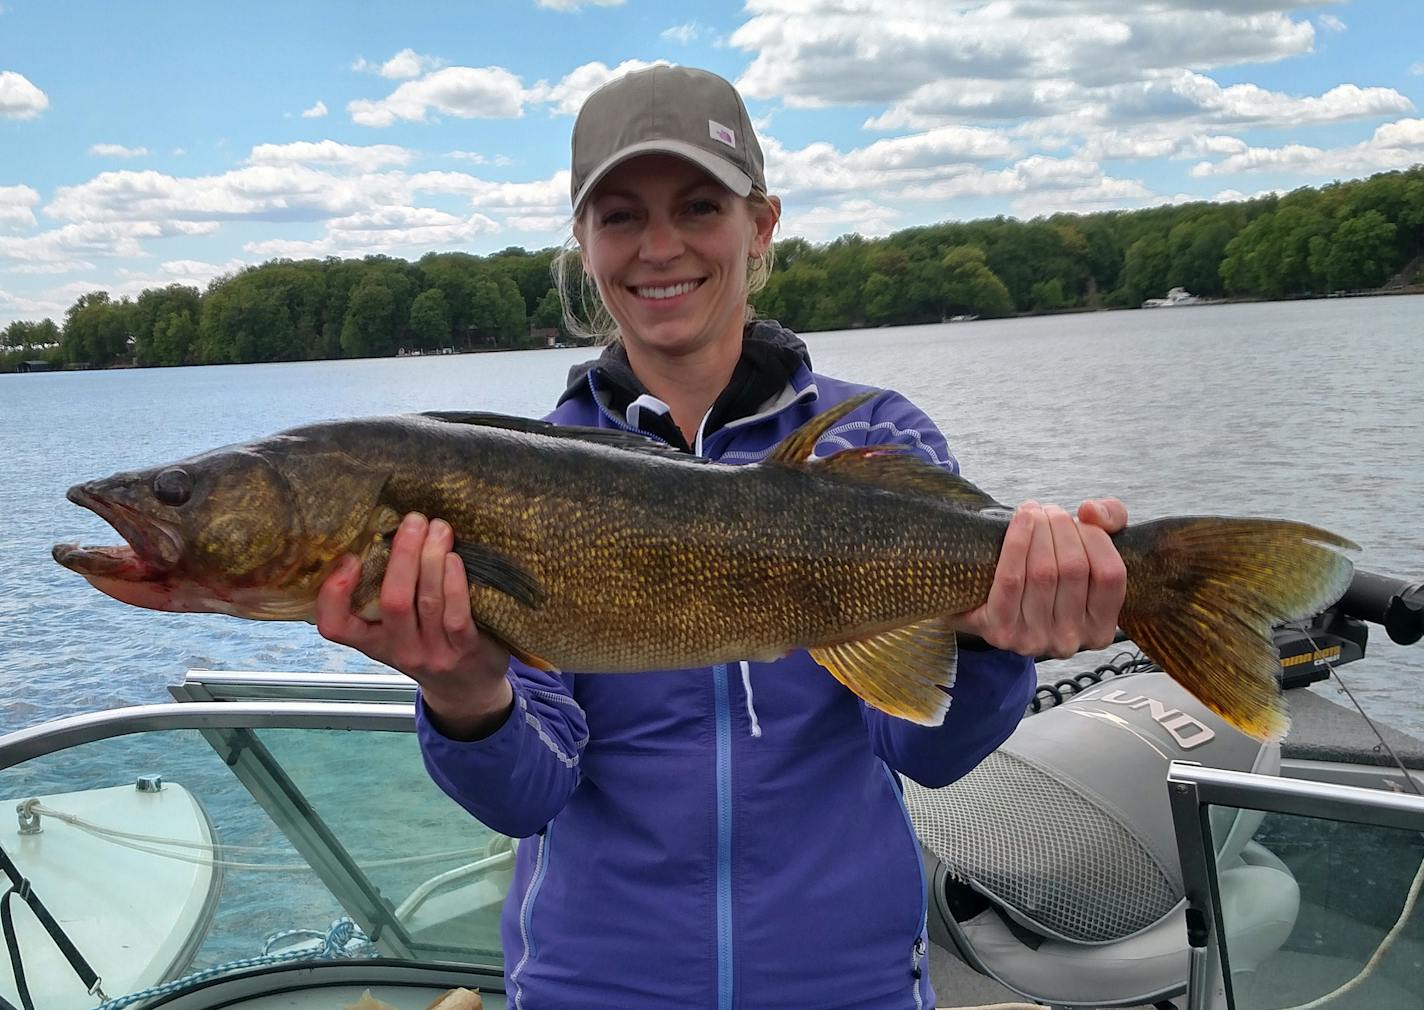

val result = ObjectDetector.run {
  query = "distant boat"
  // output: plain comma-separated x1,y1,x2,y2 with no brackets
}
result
1141,287,1203,308
945,313,980,323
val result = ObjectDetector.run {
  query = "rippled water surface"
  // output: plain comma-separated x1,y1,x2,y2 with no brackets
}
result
3,295,1422,735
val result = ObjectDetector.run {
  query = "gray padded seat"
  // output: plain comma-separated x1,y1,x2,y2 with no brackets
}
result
907,672,1299,1007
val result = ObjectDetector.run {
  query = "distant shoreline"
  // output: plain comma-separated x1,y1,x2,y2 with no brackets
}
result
5,285,1421,375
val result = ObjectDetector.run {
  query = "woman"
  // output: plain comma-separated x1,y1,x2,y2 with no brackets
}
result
317,65,1127,1009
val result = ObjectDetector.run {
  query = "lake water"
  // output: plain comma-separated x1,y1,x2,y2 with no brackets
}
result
2,296,1422,737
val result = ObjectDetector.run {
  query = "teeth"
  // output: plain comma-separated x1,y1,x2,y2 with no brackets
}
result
636,280,701,300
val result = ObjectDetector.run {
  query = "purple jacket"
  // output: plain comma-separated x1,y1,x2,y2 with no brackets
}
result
416,325,1036,1009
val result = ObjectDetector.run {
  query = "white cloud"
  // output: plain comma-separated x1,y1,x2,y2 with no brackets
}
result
409,170,570,216
1410,62,1424,77
89,143,151,158
377,48,446,80
0,286,70,326
247,140,415,172
783,199,901,240
733,1,1319,113
504,214,569,233
532,59,669,117
243,207,500,259
1190,117,1424,177
0,220,217,270
157,258,248,283
0,185,40,229
447,150,515,167
348,66,527,126
536,0,624,10
1317,14,1346,32
301,100,329,119
661,21,705,44
45,166,407,227
0,70,47,119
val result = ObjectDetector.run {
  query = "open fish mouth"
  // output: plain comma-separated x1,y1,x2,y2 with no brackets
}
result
52,484,183,580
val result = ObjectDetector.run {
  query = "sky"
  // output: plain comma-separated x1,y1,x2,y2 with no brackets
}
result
1,0,1421,327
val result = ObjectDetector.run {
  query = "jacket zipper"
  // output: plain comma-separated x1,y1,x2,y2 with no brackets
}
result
509,823,553,1010
713,662,734,1010
883,764,929,1009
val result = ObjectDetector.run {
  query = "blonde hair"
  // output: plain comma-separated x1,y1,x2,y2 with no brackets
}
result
553,190,779,346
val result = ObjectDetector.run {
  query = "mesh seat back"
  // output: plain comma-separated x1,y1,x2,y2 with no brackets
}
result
908,672,1277,944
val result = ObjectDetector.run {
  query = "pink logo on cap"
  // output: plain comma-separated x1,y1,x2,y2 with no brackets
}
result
708,119,736,148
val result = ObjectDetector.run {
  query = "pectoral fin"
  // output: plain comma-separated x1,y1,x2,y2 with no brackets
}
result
809,615,957,726
453,541,546,609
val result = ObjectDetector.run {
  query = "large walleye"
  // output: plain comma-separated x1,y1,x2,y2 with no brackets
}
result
53,393,1355,740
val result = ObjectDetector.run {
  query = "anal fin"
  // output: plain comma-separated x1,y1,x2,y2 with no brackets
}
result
809,615,958,726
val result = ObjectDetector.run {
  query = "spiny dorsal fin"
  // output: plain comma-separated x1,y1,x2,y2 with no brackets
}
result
815,448,1007,511
420,411,705,461
765,391,878,465
809,615,958,726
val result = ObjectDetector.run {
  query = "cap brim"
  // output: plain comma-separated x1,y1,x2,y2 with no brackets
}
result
572,139,754,213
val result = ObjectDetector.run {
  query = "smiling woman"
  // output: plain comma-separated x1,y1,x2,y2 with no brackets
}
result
306,63,1136,1010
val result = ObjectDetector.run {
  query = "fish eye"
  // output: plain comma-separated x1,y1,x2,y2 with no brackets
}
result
152,467,194,506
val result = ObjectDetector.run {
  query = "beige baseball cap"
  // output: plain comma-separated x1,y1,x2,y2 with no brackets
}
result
570,65,766,214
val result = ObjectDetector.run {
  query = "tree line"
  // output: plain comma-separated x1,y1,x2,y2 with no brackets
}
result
2,166,1420,372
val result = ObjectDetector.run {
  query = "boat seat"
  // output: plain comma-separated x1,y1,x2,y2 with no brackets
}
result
908,672,1299,1007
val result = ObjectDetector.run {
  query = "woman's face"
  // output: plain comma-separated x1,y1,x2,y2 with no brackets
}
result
576,154,778,361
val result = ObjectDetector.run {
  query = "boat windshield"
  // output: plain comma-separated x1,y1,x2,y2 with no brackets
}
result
1171,763,1424,1010
0,704,509,1010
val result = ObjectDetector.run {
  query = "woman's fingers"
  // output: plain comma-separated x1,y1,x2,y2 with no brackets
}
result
315,555,370,647
1045,505,1090,656
1017,504,1056,652
978,501,1035,636
1079,500,1129,647
418,519,455,650
443,553,476,640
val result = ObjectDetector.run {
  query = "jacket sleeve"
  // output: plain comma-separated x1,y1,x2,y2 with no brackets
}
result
849,389,1037,787
415,660,587,838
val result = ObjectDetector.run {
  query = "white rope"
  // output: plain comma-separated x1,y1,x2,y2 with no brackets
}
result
1268,852,1424,1010
26,801,484,872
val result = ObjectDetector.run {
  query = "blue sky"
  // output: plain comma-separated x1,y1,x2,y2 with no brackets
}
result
1,0,1421,325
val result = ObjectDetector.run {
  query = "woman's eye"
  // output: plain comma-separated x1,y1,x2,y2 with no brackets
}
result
601,209,633,226
688,199,720,216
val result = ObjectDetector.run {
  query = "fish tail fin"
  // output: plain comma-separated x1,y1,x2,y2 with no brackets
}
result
1116,517,1358,741
810,614,958,725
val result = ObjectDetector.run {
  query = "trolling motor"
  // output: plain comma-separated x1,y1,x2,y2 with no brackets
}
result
1274,570,1424,688
910,568,1424,1010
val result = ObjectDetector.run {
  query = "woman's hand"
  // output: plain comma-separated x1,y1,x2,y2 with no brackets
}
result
955,498,1128,658
316,512,513,740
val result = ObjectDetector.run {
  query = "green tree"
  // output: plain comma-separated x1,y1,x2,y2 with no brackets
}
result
1317,210,1398,291
1122,235,1172,304
340,278,399,357
408,288,451,350
942,246,1014,318
531,289,565,335
62,292,132,366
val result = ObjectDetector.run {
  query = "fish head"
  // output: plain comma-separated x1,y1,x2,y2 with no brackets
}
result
53,436,389,620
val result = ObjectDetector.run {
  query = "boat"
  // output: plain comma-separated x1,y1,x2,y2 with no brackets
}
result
2,571,1421,1010
1141,288,1205,308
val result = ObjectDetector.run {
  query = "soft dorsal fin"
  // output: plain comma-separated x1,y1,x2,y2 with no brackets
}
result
765,391,879,465
814,447,1007,511
419,411,704,461
809,614,958,725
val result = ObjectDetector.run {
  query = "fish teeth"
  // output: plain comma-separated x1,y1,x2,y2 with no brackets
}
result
636,280,701,300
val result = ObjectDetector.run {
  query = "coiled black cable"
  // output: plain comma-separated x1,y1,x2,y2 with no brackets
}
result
1027,652,1158,714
